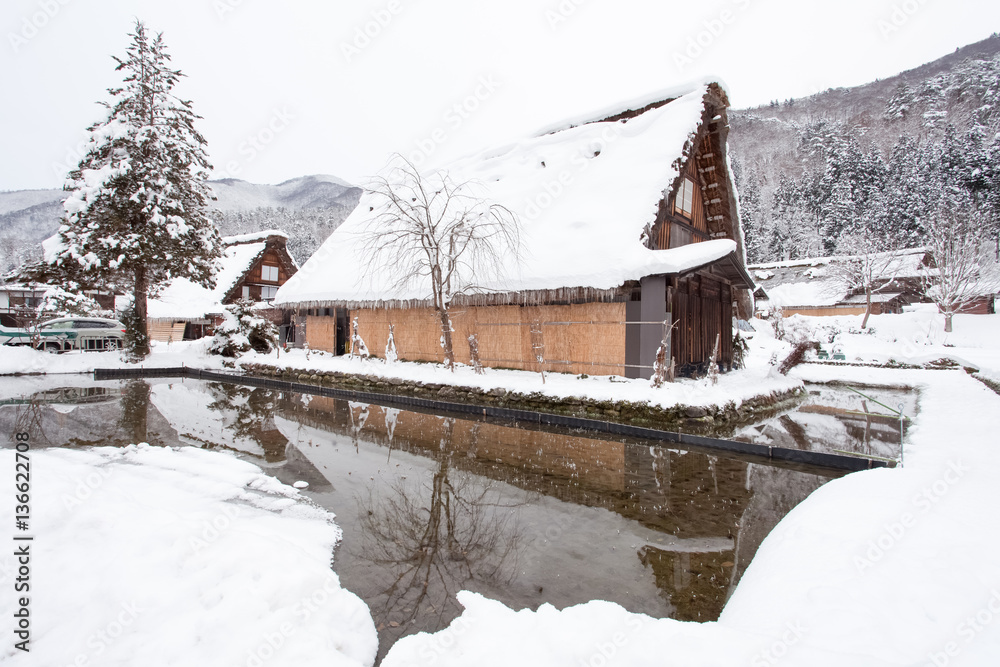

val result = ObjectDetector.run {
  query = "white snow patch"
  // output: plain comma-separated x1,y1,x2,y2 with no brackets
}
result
0,444,377,667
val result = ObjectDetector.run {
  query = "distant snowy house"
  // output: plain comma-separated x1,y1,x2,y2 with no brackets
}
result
0,282,120,327
750,248,933,317
275,81,754,377
148,230,297,342
0,283,47,327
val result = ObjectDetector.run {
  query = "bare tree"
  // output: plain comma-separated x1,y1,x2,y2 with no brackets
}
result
360,156,520,371
922,208,1000,332
830,233,906,329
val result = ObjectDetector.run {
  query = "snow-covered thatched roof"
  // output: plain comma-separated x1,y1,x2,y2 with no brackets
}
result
751,248,931,308
148,231,288,320
276,81,745,308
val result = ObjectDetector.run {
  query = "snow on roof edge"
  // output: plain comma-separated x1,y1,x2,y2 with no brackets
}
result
223,229,288,245
533,77,728,137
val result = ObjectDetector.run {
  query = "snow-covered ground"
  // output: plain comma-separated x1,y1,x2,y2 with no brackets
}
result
756,305,1000,377
2,308,1000,665
381,364,1000,666
0,339,229,376
237,346,803,412
0,444,377,666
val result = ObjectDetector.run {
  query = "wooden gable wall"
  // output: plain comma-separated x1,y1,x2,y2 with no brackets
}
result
650,86,735,253
224,238,298,304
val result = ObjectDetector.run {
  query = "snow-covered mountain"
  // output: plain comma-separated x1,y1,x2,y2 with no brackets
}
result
0,175,361,273
210,174,358,212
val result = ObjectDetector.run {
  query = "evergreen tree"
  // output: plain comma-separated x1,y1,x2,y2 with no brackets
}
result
19,21,222,358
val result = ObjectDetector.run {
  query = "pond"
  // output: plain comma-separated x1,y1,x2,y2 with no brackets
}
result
0,376,907,662
732,383,914,463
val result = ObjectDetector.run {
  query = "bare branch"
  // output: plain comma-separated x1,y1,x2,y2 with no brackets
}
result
359,154,521,370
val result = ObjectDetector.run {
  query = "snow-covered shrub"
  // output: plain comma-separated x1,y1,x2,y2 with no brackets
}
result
385,324,398,363
731,331,749,370
350,317,369,358
208,299,278,357
768,306,786,340
468,333,484,375
778,340,819,375
37,285,112,319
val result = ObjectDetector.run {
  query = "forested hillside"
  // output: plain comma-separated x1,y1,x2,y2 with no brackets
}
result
730,34,1000,264
0,176,360,273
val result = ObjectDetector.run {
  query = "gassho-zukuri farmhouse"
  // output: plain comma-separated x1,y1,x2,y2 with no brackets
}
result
274,80,755,379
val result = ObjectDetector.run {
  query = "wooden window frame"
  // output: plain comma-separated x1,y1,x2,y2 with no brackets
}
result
261,264,279,282
673,177,695,219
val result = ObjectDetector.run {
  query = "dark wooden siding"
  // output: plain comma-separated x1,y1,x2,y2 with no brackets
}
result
670,272,733,373
654,142,711,250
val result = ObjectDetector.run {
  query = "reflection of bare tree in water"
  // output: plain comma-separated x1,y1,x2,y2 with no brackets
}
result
356,417,525,633
204,383,288,461
13,394,49,445
119,380,151,444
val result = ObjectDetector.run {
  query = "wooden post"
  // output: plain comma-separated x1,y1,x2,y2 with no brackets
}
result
529,320,545,384
707,332,721,385
468,333,484,375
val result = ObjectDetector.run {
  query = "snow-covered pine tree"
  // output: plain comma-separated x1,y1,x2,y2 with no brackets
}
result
21,21,222,358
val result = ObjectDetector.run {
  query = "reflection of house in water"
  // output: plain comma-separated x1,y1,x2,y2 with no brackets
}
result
274,394,816,622
738,386,911,461
148,382,289,462
0,382,177,448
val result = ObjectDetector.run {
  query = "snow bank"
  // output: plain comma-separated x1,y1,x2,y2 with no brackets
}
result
759,308,1000,376
0,339,230,376
0,444,377,667
240,346,801,412
382,368,1000,666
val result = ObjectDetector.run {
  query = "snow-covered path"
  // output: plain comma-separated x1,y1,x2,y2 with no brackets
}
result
381,367,1000,666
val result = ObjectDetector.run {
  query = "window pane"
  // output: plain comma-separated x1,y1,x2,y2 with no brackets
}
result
262,265,279,282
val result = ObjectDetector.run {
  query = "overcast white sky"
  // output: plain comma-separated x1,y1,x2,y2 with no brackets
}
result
2,0,998,191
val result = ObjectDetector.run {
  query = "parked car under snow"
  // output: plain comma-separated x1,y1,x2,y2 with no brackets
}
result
1,316,126,352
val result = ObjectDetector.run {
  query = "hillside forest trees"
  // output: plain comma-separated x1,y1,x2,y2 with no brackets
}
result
733,53,1000,273
17,20,222,357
